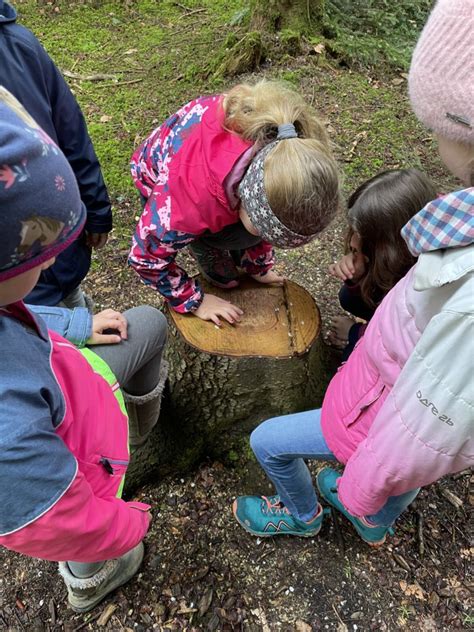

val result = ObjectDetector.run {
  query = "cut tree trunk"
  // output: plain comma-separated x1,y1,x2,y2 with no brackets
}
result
124,277,337,493
211,0,325,77
251,0,325,34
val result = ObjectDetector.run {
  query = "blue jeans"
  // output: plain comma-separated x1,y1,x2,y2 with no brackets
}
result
250,409,419,526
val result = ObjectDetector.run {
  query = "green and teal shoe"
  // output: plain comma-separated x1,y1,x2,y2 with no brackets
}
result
233,494,327,537
316,468,393,546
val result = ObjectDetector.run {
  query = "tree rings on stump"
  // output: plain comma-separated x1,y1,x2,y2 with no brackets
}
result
167,277,320,357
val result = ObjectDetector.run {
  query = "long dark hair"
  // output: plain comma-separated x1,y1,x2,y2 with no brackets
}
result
346,169,437,309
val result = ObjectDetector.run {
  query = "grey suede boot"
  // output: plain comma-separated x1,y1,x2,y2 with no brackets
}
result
123,360,168,448
58,542,144,613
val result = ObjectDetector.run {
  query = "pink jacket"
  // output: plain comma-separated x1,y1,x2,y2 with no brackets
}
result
129,95,274,313
322,189,474,516
0,304,150,562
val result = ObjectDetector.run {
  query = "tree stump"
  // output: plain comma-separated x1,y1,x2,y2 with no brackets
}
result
124,277,337,493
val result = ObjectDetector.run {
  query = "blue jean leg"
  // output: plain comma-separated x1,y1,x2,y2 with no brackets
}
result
250,408,419,527
250,409,337,522
368,488,420,527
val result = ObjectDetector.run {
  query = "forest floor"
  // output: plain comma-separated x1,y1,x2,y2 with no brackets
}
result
0,1,472,631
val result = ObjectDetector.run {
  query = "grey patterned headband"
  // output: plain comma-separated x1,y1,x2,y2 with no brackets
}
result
238,140,319,248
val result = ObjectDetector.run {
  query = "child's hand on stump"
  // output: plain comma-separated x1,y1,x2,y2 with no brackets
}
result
87,309,128,345
194,293,243,327
251,271,286,285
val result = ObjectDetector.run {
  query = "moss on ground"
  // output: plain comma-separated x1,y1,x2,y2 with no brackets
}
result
16,0,245,198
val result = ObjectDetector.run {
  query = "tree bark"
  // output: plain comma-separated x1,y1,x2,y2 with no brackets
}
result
251,0,325,34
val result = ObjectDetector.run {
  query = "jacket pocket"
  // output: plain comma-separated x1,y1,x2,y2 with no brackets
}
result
342,379,386,428
100,456,129,477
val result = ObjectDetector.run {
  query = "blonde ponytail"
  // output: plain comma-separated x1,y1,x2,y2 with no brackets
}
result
222,80,329,144
223,80,341,237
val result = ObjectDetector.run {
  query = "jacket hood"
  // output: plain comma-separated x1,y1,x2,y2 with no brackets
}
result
401,188,474,256
414,243,474,290
0,1,16,23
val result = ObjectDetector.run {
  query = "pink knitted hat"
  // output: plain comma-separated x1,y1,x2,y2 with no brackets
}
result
408,0,474,145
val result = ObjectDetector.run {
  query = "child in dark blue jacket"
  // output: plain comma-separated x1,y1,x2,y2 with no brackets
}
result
0,0,112,307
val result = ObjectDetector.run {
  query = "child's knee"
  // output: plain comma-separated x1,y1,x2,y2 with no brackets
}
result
127,305,168,345
250,423,269,461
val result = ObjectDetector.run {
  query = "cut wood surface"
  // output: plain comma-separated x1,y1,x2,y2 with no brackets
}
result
167,277,320,357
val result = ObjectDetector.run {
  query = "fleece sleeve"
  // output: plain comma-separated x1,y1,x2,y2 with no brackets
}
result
337,309,474,517
239,241,275,276
129,227,203,313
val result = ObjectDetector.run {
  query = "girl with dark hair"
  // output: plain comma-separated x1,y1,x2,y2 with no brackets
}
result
328,168,437,359
232,0,473,548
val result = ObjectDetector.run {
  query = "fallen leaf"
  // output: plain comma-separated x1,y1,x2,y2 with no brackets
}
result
295,620,312,631
198,587,213,617
313,43,325,54
399,580,425,600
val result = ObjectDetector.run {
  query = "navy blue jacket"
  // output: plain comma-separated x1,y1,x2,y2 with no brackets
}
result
0,1,112,304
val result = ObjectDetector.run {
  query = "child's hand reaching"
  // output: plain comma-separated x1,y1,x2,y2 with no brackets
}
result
329,252,367,282
194,293,244,327
87,309,128,345
329,232,368,282
251,270,286,285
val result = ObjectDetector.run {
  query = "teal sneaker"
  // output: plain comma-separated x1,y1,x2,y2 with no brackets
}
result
233,494,327,537
316,468,393,546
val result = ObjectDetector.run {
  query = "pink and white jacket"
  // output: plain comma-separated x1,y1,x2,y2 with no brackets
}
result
0,303,150,562
321,188,474,516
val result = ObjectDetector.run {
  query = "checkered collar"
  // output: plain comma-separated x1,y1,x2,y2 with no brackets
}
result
401,188,474,256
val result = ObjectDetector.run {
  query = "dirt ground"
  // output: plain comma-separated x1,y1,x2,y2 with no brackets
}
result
1,4,473,631
1,460,472,631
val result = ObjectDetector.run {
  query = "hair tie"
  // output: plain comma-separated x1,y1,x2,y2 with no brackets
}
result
277,123,298,140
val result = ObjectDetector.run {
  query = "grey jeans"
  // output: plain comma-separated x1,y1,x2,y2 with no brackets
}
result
67,305,167,578
92,305,168,396
57,286,91,310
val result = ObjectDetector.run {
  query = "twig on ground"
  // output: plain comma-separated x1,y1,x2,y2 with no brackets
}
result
63,70,118,82
443,515,467,540
332,603,348,630
452,469,471,480
417,511,425,558
330,507,345,554
73,612,101,631
392,552,411,572
95,78,143,89
344,131,368,162
173,1,207,17
14,609,25,631
439,487,463,509
180,8,207,17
